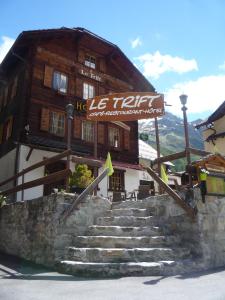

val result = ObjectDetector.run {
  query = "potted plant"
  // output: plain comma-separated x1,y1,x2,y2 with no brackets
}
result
69,164,94,194
0,193,6,208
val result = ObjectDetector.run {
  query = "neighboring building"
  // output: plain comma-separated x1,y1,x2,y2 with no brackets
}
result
0,27,155,200
138,139,180,192
196,101,225,155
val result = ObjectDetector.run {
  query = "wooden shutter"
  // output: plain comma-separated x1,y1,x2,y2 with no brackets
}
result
44,65,53,88
98,123,105,144
0,124,3,144
5,116,13,140
124,130,130,150
78,49,85,64
74,116,82,138
76,77,83,98
69,77,76,96
99,86,105,96
40,108,50,131
0,89,3,111
99,58,106,73
11,77,18,99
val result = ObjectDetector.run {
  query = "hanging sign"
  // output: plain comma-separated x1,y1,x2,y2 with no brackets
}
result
86,92,164,121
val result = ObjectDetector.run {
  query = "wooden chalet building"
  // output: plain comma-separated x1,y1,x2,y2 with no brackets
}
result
0,27,155,200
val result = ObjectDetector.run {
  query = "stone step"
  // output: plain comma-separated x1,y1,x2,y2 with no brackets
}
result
112,196,169,212
65,246,191,263
96,216,159,226
112,199,151,209
57,260,177,277
73,235,180,248
104,208,151,217
86,225,163,237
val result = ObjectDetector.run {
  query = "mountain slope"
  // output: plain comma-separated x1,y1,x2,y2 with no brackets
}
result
138,112,204,171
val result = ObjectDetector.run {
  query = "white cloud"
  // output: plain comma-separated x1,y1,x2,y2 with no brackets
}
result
136,51,198,79
131,37,142,49
165,75,225,117
0,36,15,63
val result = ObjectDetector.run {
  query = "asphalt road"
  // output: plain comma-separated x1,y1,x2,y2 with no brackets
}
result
1,253,225,300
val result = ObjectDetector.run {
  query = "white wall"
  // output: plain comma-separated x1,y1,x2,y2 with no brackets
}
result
17,145,71,201
0,148,17,191
17,145,141,201
125,169,140,193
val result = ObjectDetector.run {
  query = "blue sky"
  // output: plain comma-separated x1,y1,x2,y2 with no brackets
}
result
1,0,225,121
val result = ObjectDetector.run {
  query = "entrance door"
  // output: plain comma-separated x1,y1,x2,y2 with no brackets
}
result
44,160,66,196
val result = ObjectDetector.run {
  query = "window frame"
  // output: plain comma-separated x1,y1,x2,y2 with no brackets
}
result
49,111,65,137
52,71,68,94
82,120,94,143
109,169,125,192
83,82,95,100
84,54,96,69
108,126,121,149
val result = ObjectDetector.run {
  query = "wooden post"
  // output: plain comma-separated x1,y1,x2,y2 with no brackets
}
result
154,117,162,194
93,121,98,195
66,104,74,192
21,173,24,201
66,117,72,192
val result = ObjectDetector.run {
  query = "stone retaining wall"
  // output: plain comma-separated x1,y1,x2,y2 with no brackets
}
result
0,193,111,267
0,190,225,271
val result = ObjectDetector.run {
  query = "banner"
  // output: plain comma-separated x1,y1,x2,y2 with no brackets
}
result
86,92,164,121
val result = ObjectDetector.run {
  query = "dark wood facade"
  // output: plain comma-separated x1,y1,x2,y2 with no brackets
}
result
0,28,155,165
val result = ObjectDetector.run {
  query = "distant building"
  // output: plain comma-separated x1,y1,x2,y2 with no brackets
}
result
138,139,180,192
196,101,225,155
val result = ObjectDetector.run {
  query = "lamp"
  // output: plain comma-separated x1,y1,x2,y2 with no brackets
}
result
66,103,74,120
179,94,188,106
179,94,192,187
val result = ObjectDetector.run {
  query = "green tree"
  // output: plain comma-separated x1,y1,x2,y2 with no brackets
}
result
69,164,94,188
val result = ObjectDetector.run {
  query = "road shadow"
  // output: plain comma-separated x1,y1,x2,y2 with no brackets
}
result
176,266,225,280
143,276,168,285
142,266,225,286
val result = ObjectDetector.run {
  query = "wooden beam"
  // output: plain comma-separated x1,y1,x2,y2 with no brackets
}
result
2,169,71,196
71,155,102,168
26,147,34,161
153,151,186,165
188,147,211,157
0,150,71,188
145,167,196,220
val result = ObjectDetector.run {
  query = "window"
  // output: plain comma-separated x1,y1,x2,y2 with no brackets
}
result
52,71,68,94
109,169,125,191
109,127,120,148
84,55,96,69
82,121,94,142
49,111,65,136
83,83,94,100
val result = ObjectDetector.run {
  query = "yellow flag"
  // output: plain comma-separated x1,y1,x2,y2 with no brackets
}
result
104,152,114,176
161,165,168,184
213,144,220,154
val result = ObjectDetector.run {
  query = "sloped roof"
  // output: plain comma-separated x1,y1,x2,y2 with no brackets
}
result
0,27,154,92
195,101,225,129
139,139,158,161
138,139,174,166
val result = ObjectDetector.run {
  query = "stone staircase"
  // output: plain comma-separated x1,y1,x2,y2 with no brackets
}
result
57,197,202,277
